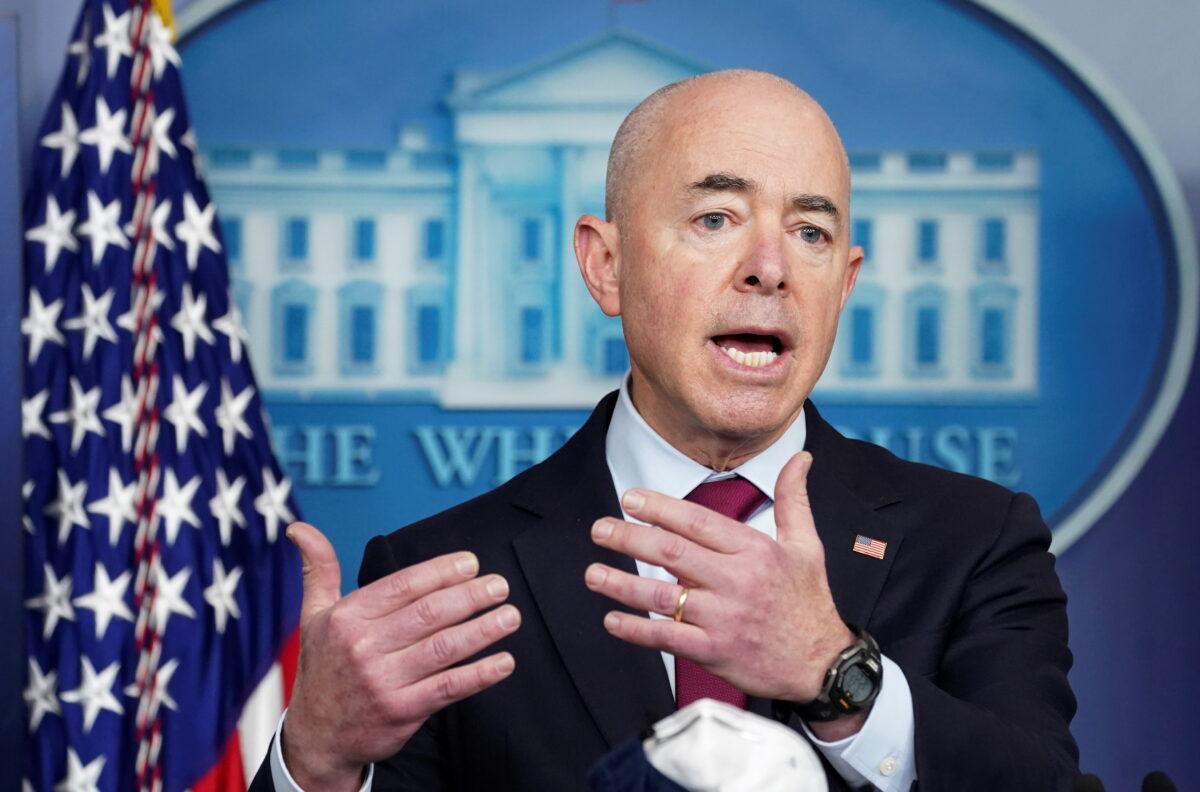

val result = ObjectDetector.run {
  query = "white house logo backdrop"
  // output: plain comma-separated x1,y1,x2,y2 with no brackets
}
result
177,0,1196,576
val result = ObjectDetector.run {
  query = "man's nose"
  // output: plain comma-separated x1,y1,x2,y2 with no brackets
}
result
733,227,788,294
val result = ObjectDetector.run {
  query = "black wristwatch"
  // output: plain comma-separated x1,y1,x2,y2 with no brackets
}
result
776,625,883,723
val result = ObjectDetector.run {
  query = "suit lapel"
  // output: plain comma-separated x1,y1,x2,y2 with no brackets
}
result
803,402,906,630
511,394,676,749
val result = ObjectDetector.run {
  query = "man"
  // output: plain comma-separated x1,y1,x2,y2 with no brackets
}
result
254,70,1078,791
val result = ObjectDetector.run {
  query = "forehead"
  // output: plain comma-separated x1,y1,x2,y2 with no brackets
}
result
649,86,849,203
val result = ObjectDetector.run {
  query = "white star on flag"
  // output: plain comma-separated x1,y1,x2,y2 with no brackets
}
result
24,196,79,273
49,377,105,454
92,3,131,79
40,102,81,177
155,469,201,546
24,659,61,732
209,469,247,547
101,376,137,452
212,301,249,363
115,285,164,342
43,469,90,546
149,106,177,169
125,657,180,714
85,468,136,546
216,380,255,455
170,283,215,361
21,289,66,363
22,480,36,535
254,468,295,542
76,191,129,264
22,389,52,441
55,748,105,792
40,103,81,178
148,197,175,250
60,656,124,733
67,16,91,86
204,559,243,634
163,375,208,452
25,563,75,639
174,192,221,271
78,97,131,175
62,284,117,360
151,558,197,633
73,563,134,640
147,12,181,78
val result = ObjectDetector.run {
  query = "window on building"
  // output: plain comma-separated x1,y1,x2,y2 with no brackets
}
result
350,305,375,364
916,306,940,365
974,152,1014,172
917,220,938,264
353,218,375,262
603,337,629,375
520,306,544,364
286,217,308,261
983,218,1006,262
907,152,947,173
222,216,242,262
970,284,1017,378
851,306,874,366
346,150,388,170
283,304,308,363
522,219,541,261
423,219,444,260
272,279,317,376
278,149,319,169
853,219,873,262
210,148,251,168
417,304,441,365
848,152,882,172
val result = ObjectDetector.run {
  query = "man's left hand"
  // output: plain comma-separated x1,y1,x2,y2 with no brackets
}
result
585,451,855,704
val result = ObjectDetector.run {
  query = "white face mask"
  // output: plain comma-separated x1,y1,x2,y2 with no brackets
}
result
643,699,829,792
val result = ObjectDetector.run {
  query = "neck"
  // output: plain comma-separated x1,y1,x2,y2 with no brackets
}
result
626,375,798,472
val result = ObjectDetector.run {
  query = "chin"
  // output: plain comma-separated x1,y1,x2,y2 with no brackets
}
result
693,387,801,442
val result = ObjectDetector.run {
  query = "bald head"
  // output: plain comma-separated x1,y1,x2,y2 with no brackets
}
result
604,69,849,226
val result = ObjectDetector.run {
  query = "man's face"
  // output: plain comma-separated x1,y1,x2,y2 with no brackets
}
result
612,81,861,454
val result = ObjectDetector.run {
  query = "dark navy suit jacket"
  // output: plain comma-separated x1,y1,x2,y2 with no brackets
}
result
252,393,1078,791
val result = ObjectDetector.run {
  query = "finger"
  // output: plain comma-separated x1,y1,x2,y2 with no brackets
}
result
286,522,342,626
397,604,522,684
584,563,707,623
350,550,481,620
378,574,511,652
591,518,721,584
601,610,710,662
619,489,748,553
399,651,516,718
774,452,817,546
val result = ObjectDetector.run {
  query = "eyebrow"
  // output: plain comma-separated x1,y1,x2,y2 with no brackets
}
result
687,172,841,225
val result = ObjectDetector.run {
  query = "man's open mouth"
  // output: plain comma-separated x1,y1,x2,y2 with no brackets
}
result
711,332,786,369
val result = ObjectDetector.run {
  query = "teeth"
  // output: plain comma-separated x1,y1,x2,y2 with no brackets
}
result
721,347,778,368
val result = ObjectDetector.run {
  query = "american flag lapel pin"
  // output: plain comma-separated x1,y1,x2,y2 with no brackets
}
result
852,534,888,560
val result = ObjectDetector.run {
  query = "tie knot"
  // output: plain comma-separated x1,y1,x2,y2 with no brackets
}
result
685,475,768,523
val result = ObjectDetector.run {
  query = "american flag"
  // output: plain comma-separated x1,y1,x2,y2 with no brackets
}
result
852,534,888,560
21,1,302,790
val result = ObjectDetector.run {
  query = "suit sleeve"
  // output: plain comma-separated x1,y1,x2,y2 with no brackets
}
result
354,534,453,791
902,491,1078,791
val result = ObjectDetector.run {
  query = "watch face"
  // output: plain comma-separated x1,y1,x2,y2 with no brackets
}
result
841,665,876,703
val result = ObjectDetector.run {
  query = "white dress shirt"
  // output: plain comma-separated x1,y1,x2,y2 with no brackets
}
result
272,377,916,791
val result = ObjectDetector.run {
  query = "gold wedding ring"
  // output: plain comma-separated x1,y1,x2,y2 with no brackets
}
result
673,586,690,623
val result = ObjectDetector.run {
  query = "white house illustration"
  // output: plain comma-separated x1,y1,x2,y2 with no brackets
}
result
203,30,1039,408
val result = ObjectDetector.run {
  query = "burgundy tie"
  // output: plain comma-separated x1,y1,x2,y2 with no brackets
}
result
674,475,768,710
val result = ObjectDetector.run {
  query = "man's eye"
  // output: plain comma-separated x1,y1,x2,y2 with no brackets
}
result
701,213,726,230
799,225,825,243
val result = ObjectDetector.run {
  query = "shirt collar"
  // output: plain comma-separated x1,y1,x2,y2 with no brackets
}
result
605,373,807,504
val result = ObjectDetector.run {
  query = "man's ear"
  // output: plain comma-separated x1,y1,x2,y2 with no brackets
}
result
839,244,865,311
574,214,622,317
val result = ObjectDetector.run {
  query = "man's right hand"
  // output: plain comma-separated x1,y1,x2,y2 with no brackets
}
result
280,522,521,791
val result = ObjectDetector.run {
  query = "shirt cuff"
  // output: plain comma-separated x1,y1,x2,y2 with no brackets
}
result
801,654,917,792
270,708,375,792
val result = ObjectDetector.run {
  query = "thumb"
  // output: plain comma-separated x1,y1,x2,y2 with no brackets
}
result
774,451,817,546
286,521,342,624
